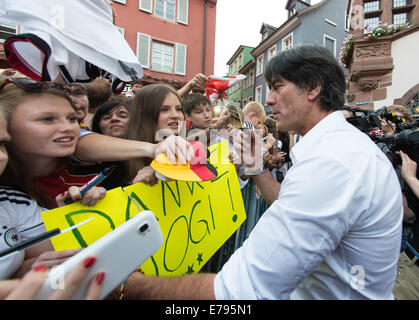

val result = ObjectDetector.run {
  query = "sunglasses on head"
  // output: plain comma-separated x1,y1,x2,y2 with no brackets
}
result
0,77,71,94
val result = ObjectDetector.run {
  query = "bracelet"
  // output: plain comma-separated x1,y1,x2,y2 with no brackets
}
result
119,279,126,300
119,267,143,300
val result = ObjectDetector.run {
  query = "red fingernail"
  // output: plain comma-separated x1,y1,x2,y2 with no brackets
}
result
83,257,96,269
34,266,48,272
95,272,105,285
74,195,81,201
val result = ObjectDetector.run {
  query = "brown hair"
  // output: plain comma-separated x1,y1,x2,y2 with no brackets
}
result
264,117,279,140
181,93,210,115
84,77,112,109
0,82,74,208
125,84,181,180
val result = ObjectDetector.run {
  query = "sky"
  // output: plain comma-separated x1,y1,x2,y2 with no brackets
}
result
214,0,322,76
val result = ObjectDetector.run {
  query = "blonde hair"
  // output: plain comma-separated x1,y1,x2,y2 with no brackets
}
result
0,81,73,119
243,101,266,123
0,82,74,208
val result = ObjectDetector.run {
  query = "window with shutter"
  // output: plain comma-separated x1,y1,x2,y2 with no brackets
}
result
137,33,151,69
139,0,153,13
175,43,187,76
268,45,277,61
282,33,293,51
256,55,264,76
323,35,336,57
177,0,189,25
152,41,174,73
255,86,262,104
155,0,176,21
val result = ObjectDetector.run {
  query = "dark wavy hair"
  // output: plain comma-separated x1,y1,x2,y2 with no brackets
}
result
264,44,346,112
91,101,131,134
264,117,279,140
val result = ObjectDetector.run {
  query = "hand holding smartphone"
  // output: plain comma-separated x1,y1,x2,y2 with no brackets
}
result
35,211,163,300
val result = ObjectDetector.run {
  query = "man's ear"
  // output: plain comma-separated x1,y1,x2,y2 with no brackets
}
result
307,84,322,102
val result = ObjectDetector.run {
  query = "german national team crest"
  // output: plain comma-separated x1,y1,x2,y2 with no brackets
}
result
3,227,21,247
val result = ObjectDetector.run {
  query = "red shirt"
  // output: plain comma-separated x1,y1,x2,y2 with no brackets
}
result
36,166,101,208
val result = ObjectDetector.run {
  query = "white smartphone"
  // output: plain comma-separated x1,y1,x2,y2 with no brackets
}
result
35,210,163,300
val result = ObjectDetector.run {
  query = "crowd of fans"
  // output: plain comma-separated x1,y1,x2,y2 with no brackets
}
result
0,0,415,303
0,67,267,293
0,46,417,299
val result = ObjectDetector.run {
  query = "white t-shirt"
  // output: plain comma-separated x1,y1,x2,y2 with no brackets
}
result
0,186,46,279
214,111,403,300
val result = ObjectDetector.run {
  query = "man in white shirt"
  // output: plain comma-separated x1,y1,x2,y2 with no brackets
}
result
116,44,402,300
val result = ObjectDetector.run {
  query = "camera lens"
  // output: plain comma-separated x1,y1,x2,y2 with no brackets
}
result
139,223,149,233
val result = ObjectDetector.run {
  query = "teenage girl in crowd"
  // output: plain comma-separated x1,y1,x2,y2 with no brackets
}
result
125,84,185,185
90,101,132,188
91,101,130,138
0,78,108,209
0,99,104,298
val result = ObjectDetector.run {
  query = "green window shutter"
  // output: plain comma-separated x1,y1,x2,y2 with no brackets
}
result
137,33,151,69
139,0,153,13
175,43,187,75
177,0,189,25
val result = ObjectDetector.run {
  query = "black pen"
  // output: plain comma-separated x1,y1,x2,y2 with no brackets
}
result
0,218,94,258
64,165,116,205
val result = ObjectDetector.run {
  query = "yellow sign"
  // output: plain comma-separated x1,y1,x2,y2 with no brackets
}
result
40,141,246,276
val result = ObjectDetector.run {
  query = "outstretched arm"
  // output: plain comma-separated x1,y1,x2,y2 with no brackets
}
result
177,73,208,98
75,133,156,162
75,134,194,164
110,272,216,300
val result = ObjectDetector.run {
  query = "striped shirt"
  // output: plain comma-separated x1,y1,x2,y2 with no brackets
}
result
0,186,46,279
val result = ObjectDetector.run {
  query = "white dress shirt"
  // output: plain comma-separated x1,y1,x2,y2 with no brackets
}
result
214,111,403,300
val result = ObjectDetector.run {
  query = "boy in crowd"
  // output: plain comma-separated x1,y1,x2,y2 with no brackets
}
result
182,93,231,145
68,83,89,129
125,79,143,98
242,101,266,130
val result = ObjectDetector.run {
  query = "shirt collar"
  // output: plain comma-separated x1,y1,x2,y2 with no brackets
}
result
290,111,346,164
